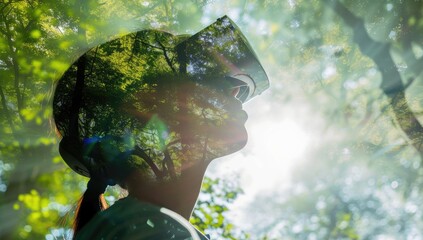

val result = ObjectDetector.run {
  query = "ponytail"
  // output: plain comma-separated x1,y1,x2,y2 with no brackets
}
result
72,178,108,239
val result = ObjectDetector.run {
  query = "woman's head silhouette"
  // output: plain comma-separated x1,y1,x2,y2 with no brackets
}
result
53,16,268,239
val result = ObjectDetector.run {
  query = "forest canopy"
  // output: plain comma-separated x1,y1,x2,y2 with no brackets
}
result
1,0,423,239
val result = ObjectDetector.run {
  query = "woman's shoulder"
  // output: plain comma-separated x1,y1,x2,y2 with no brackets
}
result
76,197,209,240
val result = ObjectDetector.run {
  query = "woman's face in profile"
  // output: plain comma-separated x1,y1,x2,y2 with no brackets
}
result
129,75,249,168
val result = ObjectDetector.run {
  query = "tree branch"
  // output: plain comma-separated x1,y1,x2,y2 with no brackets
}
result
163,148,176,179
133,146,163,180
0,85,16,135
325,0,423,156
154,33,177,73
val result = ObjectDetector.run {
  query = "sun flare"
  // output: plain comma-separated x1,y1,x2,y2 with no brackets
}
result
245,119,311,190
211,113,312,196
249,119,310,161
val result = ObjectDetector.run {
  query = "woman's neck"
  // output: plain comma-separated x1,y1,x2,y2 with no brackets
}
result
126,162,208,220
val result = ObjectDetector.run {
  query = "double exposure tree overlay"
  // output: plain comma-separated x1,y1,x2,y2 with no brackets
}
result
1,0,423,239
0,1,240,239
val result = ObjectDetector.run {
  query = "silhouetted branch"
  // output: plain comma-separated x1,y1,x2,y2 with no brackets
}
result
325,0,423,156
155,33,176,73
134,146,163,180
163,149,176,179
68,55,87,140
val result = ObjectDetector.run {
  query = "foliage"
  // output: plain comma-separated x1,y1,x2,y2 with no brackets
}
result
191,177,249,239
1,0,423,239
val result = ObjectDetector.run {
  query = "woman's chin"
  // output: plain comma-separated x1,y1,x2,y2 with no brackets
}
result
209,125,248,157
227,127,248,151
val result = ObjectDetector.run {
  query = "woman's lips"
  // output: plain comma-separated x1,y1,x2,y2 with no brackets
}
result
229,109,248,123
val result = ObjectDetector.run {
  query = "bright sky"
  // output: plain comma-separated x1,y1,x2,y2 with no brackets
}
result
207,89,316,230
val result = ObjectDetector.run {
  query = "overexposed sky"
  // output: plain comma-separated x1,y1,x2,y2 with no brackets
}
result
206,87,319,231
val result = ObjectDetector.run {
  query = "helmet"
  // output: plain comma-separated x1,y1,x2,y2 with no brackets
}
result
53,15,269,181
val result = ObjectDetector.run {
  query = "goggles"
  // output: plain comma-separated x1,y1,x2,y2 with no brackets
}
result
175,15,269,102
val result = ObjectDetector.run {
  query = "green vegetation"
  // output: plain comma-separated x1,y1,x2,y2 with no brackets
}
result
1,0,423,239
